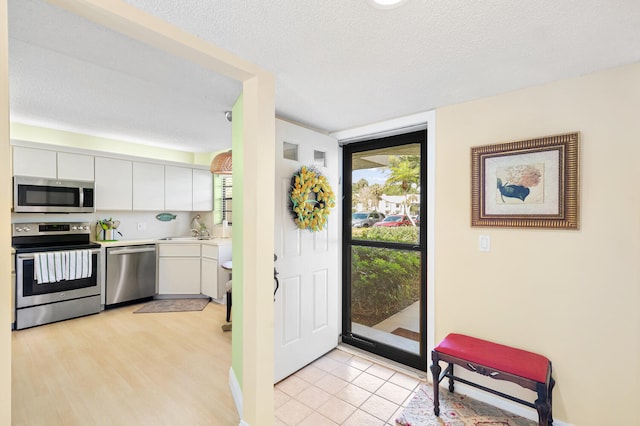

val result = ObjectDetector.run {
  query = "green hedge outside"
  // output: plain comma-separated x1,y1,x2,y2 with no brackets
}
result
350,226,421,327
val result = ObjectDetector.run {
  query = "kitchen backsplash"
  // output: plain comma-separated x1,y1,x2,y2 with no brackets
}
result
11,210,214,241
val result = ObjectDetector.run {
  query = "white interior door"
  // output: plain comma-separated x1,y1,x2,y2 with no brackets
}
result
274,119,340,383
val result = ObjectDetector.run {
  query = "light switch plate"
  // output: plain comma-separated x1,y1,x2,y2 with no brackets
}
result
479,235,490,252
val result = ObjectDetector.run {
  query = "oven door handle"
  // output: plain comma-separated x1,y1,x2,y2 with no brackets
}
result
17,248,101,260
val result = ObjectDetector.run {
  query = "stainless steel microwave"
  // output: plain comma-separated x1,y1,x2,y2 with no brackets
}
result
13,176,95,213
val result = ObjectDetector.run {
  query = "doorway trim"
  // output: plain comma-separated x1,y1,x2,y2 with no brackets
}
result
333,110,436,369
3,1,275,424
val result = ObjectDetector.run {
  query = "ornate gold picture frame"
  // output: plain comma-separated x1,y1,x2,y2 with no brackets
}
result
471,132,579,229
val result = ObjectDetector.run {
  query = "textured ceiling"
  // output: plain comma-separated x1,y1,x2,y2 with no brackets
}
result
8,0,640,152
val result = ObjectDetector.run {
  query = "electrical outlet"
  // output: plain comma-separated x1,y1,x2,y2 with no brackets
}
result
137,222,146,231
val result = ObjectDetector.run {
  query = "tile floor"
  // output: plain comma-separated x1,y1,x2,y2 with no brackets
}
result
274,347,427,425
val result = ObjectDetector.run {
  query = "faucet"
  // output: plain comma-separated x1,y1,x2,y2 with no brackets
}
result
191,227,210,239
191,214,210,239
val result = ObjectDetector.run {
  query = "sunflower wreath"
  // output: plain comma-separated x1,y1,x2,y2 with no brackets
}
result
289,166,336,232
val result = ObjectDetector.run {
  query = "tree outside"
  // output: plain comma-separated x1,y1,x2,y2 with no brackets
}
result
350,153,422,329
352,154,420,218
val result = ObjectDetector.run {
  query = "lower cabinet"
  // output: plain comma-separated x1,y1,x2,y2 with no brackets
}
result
157,244,201,295
201,243,232,300
157,242,232,298
201,256,218,298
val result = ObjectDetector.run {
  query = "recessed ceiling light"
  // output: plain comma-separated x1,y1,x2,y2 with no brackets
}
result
368,0,408,9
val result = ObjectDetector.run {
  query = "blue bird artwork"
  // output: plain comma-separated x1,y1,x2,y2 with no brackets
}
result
496,164,543,204
497,178,529,202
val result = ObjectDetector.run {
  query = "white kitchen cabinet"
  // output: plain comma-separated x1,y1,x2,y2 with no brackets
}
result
13,146,94,181
12,142,212,212
201,256,218,298
157,244,201,295
192,168,213,211
12,146,57,178
165,166,193,211
56,152,94,181
95,157,133,210
132,162,165,211
202,243,232,300
157,242,231,299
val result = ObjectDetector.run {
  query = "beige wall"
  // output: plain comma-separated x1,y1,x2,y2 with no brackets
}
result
0,1,10,423
435,62,640,425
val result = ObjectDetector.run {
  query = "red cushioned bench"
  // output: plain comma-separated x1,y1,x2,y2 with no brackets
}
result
431,333,555,426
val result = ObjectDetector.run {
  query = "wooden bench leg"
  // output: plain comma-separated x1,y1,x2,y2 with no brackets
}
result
535,399,551,426
448,363,455,392
548,377,555,425
535,381,552,426
430,352,442,416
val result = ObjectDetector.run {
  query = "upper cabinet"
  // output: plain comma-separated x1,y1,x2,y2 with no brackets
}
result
12,141,213,212
57,152,95,181
132,162,165,211
13,146,94,181
95,157,133,210
12,147,56,178
165,166,193,211
192,169,213,211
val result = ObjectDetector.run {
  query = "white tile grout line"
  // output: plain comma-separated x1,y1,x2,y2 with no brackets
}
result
312,348,425,424
276,347,430,425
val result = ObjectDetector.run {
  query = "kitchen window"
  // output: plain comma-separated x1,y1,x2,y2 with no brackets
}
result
214,175,232,225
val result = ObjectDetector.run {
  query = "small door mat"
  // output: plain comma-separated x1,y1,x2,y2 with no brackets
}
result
391,327,421,342
134,298,209,313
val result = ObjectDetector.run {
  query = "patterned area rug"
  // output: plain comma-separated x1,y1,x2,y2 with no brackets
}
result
134,298,210,313
396,385,536,426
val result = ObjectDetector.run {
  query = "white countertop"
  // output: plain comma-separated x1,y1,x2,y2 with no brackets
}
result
96,239,157,247
96,238,231,247
160,237,232,246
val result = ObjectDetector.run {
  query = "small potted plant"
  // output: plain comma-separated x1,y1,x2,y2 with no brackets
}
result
97,218,122,241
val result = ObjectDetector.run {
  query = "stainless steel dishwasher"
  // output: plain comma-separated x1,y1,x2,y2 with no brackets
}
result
105,244,156,307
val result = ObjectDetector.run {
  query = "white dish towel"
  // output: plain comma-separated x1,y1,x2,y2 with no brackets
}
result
34,250,92,284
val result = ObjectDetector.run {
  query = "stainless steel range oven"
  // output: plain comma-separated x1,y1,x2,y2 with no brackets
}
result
12,222,102,330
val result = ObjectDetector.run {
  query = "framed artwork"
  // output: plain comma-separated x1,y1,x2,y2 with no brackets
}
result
471,132,579,229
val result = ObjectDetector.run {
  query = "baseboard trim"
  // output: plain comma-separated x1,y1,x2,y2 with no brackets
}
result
229,367,243,421
450,383,572,426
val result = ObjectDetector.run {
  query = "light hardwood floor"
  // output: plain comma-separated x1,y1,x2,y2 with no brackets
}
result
12,302,239,426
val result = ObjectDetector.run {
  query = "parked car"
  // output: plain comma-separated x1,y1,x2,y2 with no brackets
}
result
373,214,412,227
352,211,385,228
